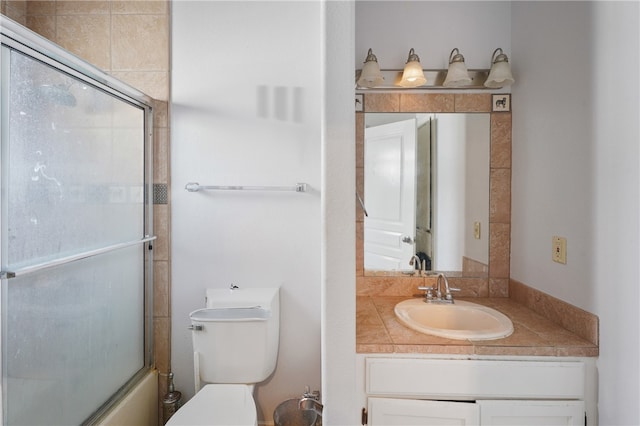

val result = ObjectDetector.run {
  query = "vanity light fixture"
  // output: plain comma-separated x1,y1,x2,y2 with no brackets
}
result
356,48,384,88
443,48,472,87
398,48,427,87
484,48,515,88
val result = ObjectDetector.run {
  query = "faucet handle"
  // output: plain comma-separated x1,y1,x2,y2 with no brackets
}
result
417,286,435,301
444,287,461,302
302,386,319,400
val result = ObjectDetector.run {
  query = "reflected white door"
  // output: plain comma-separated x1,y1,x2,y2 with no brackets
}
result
364,118,416,270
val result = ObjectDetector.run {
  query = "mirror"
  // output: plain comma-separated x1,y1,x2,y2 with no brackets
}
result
356,92,512,297
363,113,490,274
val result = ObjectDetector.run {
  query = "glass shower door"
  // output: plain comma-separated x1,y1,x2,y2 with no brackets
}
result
1,35,152,425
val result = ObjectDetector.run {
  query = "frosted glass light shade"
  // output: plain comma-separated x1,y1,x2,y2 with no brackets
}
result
484,48,515,88
357,49,384,88
398,48,426,87
443,48,472,87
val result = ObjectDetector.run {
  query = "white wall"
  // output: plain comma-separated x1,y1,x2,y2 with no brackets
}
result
434,114,467,269
355,1,511,71
322,2,357,423
171,2,322,422
464,114,491,266
511,2,639,424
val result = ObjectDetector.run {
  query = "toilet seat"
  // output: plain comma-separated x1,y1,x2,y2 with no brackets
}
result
166,384,257,426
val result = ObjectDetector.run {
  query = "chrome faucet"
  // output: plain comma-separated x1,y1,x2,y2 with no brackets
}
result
298,387,323,417
436,273,454,301
418,273,460,304
409,255,425,276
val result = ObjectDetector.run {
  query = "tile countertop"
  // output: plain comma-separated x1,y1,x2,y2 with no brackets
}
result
357,296,599,357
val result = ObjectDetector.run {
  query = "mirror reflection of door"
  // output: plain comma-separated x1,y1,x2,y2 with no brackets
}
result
363,113,490,274
363,118,417,270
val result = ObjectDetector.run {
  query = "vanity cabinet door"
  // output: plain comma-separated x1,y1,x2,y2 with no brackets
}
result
478,400,585,425
368,397,479,425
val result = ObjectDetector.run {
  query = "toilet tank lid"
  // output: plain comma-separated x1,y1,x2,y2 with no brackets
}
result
205,287,279,309
190,307,270,322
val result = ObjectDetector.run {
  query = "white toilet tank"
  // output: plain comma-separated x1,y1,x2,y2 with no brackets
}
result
189,287,280,385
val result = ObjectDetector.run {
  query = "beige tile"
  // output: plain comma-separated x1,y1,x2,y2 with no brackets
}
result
357,321,392,345
357,297,384,325
537,328,594,348
57,15,111,69
26,0,55,16
111,14,169,71
400,93,454,112
153,317,170,373
509,279,599,345
474,345,556,357
111,0,168,14
355,112,364,168
395,344,474,355
355,222,363,276
153,260,169,317
153,127,169,184
153,204,170,261
556,346,599,357
357,344,394,353
491,112,512,168
489,278,509,297
454,93,491,112
531,291,599,345
157,372,168,396
151,99,169,128
490,168,511,223
356,166,364,222
4,0,26,22
111,70,169,101
364,93,400,112
56,1,110,15
362,278,426,297
448,277,489,297
26,15,56,40
357,297,392,344
355,276,367,294
462,256,489,274
356,165,364,195
508,279,531,305
489,223,510,278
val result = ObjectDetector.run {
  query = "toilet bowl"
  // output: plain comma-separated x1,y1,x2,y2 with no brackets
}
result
165,384,256,426
167,287,280,426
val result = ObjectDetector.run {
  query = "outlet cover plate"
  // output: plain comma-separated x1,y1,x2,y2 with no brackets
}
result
552,236,567,264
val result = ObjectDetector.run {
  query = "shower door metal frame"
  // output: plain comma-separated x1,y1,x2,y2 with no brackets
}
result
0,15,155,424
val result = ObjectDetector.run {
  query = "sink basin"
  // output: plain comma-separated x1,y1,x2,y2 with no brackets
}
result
394,299,514,340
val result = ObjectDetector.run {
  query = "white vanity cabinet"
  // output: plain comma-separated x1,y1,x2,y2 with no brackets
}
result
361,357,593,426
369,398,480,425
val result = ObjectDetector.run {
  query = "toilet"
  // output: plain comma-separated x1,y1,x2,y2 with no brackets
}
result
167,287,280,426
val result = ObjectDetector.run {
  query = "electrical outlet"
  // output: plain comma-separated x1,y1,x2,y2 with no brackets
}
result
474,222,481,239
552,236,567,264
